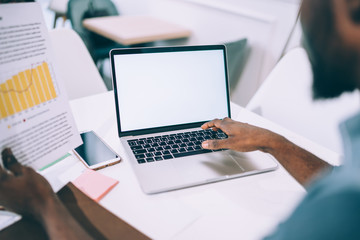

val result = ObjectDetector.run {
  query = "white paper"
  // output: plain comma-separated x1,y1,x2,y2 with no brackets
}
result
0,3,82,170
58,161,86,184
0,211,21,232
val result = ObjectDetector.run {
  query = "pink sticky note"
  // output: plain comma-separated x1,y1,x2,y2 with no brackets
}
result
72,169,119,202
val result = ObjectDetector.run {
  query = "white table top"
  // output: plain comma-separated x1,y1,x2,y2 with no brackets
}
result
83,16,191,45
42,91,340,240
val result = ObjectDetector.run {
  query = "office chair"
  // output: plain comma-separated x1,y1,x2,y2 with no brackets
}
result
67,0,122,67
49,0,69,28
223,38,249,92
49,28,107,100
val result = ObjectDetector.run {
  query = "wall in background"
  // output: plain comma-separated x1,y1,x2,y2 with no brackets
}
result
42,0,302,106
114,0,301,106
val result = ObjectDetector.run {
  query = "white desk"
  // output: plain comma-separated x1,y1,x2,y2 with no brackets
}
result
83,16,191,46
42,91,340,240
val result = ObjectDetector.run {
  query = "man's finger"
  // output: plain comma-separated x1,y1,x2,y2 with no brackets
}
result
0,149,10,180
201,119,223,130
202,139,229,150
0,162,7,181
1,148,22,176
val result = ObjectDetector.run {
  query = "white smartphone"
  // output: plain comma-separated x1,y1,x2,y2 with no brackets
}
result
73,131,121,170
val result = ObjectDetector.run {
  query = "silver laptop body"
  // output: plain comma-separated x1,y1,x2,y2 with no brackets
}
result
110,45,278,194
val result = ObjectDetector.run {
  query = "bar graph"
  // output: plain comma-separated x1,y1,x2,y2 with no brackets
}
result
0,62,57,119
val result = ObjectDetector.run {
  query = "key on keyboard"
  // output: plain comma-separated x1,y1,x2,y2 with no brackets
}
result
128,129,228,164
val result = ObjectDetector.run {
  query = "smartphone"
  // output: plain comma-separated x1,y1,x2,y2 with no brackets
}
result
73,131,121,170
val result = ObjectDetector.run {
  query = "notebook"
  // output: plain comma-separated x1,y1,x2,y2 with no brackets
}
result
110,45,278,194
72,169,119,202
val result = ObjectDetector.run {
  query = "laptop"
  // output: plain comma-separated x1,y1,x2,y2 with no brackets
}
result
110,45,278,194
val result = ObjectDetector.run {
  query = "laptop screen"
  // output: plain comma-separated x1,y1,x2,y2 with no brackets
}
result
111,45,230,136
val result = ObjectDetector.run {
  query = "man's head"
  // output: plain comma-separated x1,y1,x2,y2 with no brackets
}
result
300,0,360,99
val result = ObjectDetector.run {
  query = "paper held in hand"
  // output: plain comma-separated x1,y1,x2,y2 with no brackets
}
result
0,3,82,170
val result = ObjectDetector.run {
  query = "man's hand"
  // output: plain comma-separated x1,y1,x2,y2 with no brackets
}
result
0,148,93,239
0,148,56,221
201,118,331,186
201,117,281,153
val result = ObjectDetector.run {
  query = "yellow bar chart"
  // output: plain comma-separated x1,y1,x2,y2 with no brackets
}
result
0,62,57,119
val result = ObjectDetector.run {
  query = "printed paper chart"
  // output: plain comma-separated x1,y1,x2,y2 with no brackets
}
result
0,62,57,119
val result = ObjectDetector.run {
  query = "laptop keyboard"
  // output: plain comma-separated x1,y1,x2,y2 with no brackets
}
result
127,129,228,164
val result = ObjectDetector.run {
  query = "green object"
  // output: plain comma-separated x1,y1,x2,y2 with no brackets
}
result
38,153,71,171
223,38,250,92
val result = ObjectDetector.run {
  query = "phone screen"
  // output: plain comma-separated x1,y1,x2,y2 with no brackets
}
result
74,131,119,167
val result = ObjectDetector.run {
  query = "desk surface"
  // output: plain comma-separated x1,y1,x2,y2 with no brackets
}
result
83,16,191,45
42,91,340,240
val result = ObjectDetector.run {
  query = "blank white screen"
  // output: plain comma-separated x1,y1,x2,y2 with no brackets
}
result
114,49,229,132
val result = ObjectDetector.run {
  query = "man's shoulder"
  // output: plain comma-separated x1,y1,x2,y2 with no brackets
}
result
264,169,360,240
302,168,360,218
307,168,360,201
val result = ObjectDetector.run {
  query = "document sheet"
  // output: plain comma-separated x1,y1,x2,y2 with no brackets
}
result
0,3,82,170
0,210,21,232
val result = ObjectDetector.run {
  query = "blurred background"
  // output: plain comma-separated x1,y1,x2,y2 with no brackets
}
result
38,0,302,107
7,0,360,170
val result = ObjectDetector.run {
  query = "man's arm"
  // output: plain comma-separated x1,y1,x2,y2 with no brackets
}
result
0,148,93,240
201,118,332,186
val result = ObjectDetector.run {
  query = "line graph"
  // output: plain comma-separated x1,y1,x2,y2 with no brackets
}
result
0,62,57,119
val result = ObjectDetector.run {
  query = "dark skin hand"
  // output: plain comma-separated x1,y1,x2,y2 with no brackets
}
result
0,148,93,240
201,118,332,186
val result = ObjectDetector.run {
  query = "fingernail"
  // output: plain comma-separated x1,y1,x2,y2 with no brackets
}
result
3,155,16,169
202,141,209,149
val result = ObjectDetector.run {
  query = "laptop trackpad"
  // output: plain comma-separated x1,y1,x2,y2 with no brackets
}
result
172,151,246,183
